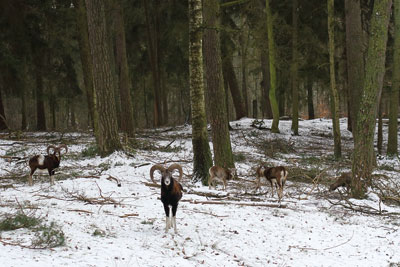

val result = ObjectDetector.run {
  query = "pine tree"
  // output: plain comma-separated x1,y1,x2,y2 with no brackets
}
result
203,0,234,168
189,0,213,184
351,0,392,198
265,0,279,133
388,0,400,156
85,0,122,156
327,0,342,159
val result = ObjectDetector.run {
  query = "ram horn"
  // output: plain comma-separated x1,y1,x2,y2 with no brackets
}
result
150,164,166,185
167,164,183,182
47,145,57,155
57,144,68,154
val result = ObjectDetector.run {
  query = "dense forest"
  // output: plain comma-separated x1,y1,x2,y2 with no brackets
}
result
0,0,398,198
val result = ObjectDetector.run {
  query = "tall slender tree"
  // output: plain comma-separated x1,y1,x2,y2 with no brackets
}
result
33,49,46,131
307,76,315,120
143,0,163,126
265,0,279,133
240,15,249,116
291,0,299,135
222,58,246,120
189,0,213,184
85,0,122,156
388,0,400,156
0,89,6,130
327,0,342,159
345,0,364,134
203,0,234,168
114,0,135,137
351,0,392,198
73,0,97,132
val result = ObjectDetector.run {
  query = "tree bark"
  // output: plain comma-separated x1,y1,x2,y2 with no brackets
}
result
388,0,400,156
189,0,213,184
377,98,383,155
143,0,163,127
260,52,273,119
291,0,299,135
0,89,6,130
34,51,46,131
73,0,97,132
307,76,315,120
327,0,342,159
345,0,364,138
265,0,279,133
203,0,234,169
222,58,247,120
85,0,122,156
351,0,392,198
240,19,249,116
21,91,27,130
114,0,135,137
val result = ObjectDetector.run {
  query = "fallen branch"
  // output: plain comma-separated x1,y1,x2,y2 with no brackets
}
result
181,208,228,218
0,237,51,250
181,199,286,208
143,182,230,198
289,231,354,251
67,209,93,214
0,155,26,161
119,213,139,218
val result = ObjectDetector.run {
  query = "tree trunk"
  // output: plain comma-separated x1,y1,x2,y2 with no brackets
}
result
327,0,342,159
351,0,392,198
73,0,97,132
0,89,6,130
222,58,247,120
50,87,56,130
143,0,163,127
345,0,364,139
189,0,213,184
388,0,400,156
291,0,299,135
114,0,135,137
307,76,315,119
240,20,249,116
161,73,169,125
377,98,383,155
85,0,122,156
260,52,273,119
34,52,46,131
203,0,234,169
21,91,27,130
265,0,279,133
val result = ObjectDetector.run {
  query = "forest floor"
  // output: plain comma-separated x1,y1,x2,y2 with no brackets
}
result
0,118,399,267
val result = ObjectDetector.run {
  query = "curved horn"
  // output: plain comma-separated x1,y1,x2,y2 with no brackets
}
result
47,145,57,155
58,144,68,154
167,164,183,182
150,164,165,185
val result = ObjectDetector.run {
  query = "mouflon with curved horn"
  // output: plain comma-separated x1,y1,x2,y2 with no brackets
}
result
28,144,68,186
150,163,183,233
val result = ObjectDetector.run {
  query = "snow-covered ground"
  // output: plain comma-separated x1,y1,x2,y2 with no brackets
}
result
0,118,399,267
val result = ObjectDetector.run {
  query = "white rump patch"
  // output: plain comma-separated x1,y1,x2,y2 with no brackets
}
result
38,155,45,166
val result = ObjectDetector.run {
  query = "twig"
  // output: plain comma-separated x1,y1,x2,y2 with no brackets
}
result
289,231,354,251
164,139,175,148
133,163,151,168
181,208,228,218
67,209,93,214
119,213,139,218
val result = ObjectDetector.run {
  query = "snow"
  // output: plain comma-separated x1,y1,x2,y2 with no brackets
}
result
0,118,399,266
